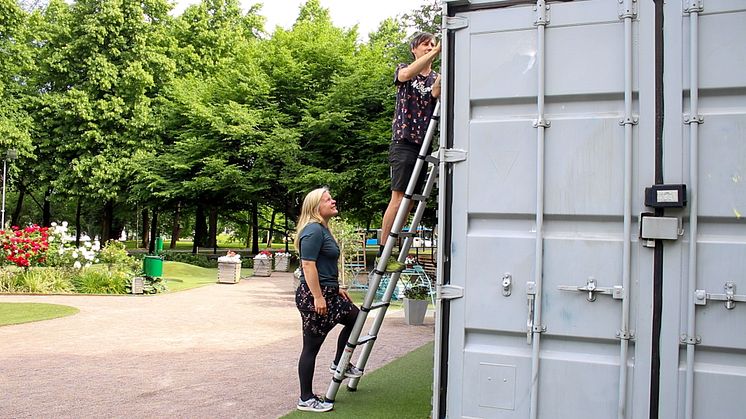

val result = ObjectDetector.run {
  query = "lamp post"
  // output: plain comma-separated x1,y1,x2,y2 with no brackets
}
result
1,148,18,228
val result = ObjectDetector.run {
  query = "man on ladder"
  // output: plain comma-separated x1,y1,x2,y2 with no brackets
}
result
379,31,441,271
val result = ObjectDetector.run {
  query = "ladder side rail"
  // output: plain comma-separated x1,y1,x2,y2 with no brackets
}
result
347,155,440,390
325,101,441,402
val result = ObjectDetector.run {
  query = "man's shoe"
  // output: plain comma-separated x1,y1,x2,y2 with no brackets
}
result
297,395,333,412
329,362,364,379
385,256,405,273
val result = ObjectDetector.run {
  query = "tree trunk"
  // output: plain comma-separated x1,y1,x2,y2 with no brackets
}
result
193,204,206,254
10,187,24,228
266,208,277,247
245,212,251,248
251,201,259,254
101,199,114,243
170,203,181,249
75,199,82,247
141,208,150,249
42,187,52,227
284,207,289,253
208,206,218,253
148,209,158,254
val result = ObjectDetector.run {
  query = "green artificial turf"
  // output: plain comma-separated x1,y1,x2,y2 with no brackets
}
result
0,302,79,326
282,341,434,418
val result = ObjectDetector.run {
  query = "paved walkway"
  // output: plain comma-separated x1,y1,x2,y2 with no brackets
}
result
0,272,434,418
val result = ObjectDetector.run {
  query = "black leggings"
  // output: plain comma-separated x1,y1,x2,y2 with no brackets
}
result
298,307,358,401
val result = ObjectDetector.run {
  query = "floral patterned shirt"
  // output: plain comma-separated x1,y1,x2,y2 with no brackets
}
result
392,63,439,146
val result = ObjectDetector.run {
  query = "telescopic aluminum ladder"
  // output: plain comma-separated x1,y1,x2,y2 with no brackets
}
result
325,101,442,402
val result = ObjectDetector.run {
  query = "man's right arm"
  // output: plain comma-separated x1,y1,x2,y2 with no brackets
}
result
397,43,442,82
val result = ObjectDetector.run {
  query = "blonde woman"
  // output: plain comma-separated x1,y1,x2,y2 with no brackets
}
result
294,188,361,413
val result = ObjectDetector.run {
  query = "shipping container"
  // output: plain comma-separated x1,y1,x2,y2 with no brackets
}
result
434,1,746,418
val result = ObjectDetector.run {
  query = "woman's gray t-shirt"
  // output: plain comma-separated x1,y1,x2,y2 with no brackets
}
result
299,222,340,287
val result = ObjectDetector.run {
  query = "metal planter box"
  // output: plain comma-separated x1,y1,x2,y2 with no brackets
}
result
217,261,241,284
253,257,272,277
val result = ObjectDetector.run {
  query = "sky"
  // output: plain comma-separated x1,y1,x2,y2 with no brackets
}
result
171,0,429,38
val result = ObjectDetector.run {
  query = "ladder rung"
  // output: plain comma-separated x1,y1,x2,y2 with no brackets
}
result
412,194,429,202
425,155,439,164
357,334,377,345
399,231,415,238
370,301,390,310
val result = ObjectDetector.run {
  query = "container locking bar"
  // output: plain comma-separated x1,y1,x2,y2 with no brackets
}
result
558,277,624,302
695,282,746,310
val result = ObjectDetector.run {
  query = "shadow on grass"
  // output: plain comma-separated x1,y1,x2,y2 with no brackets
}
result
282,342,434,418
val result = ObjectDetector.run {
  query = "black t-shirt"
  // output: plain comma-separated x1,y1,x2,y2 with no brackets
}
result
299,222,340,287
391,63,438,146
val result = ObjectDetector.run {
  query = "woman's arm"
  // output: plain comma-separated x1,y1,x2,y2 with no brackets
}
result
302,259,327,315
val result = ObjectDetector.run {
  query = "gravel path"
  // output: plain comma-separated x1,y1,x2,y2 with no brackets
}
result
0,272,434,418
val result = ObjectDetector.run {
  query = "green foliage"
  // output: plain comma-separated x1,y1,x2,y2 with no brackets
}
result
71,268,127,294
160,251,252,268
403,283,430,300
125,275,165,294
0,267,74,293
7,0,442,245
98,239,139,271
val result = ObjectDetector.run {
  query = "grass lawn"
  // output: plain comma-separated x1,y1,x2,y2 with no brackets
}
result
0,302,79,327
160,261,237,292
282,341,434,418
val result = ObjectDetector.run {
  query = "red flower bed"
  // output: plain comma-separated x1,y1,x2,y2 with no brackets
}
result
0,225,50,267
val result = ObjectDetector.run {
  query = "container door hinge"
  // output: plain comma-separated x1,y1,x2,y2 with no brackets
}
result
445,16,468,31
684,0,704,14
439,284,464,301
680,334,701,345
534,1,550,26
618,0,638,19
684,114,704,125
440,148,467,164
694,282,746,310
616,330,635,340
558,277,624,302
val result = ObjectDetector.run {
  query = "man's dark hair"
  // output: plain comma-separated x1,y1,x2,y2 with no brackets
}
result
409,32,435,59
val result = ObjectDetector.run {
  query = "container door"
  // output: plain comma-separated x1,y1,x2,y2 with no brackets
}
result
659,1,746,418
439,1,656,418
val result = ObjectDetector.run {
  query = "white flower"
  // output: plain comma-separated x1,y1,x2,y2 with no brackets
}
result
92,241,100,251
73,261,81,269
51,222,58,227
58,247,65,255
62,221,68,228
72,251,79,259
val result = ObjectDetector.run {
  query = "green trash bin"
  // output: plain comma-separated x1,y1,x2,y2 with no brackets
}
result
154,237,164,255
143,255,163,277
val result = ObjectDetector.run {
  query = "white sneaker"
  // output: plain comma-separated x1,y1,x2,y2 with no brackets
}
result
329,362,363,378
297,396,333,412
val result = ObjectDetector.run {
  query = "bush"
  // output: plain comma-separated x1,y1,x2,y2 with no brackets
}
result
160,251,254,269
72,268,127,294
0,268,74,293
404,284,430,300
99,240,140,272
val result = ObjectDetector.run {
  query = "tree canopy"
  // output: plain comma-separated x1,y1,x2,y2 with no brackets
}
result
0,0,442,248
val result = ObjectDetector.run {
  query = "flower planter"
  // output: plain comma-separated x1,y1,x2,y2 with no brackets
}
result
403,298,428,325
274,254,290,272
217,261,241,284
253,257,272,277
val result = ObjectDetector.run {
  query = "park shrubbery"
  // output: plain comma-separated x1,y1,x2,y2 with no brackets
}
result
160,251,254,269
0,223,147,295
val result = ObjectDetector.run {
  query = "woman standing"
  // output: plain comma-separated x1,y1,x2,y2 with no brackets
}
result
294,188,361,413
